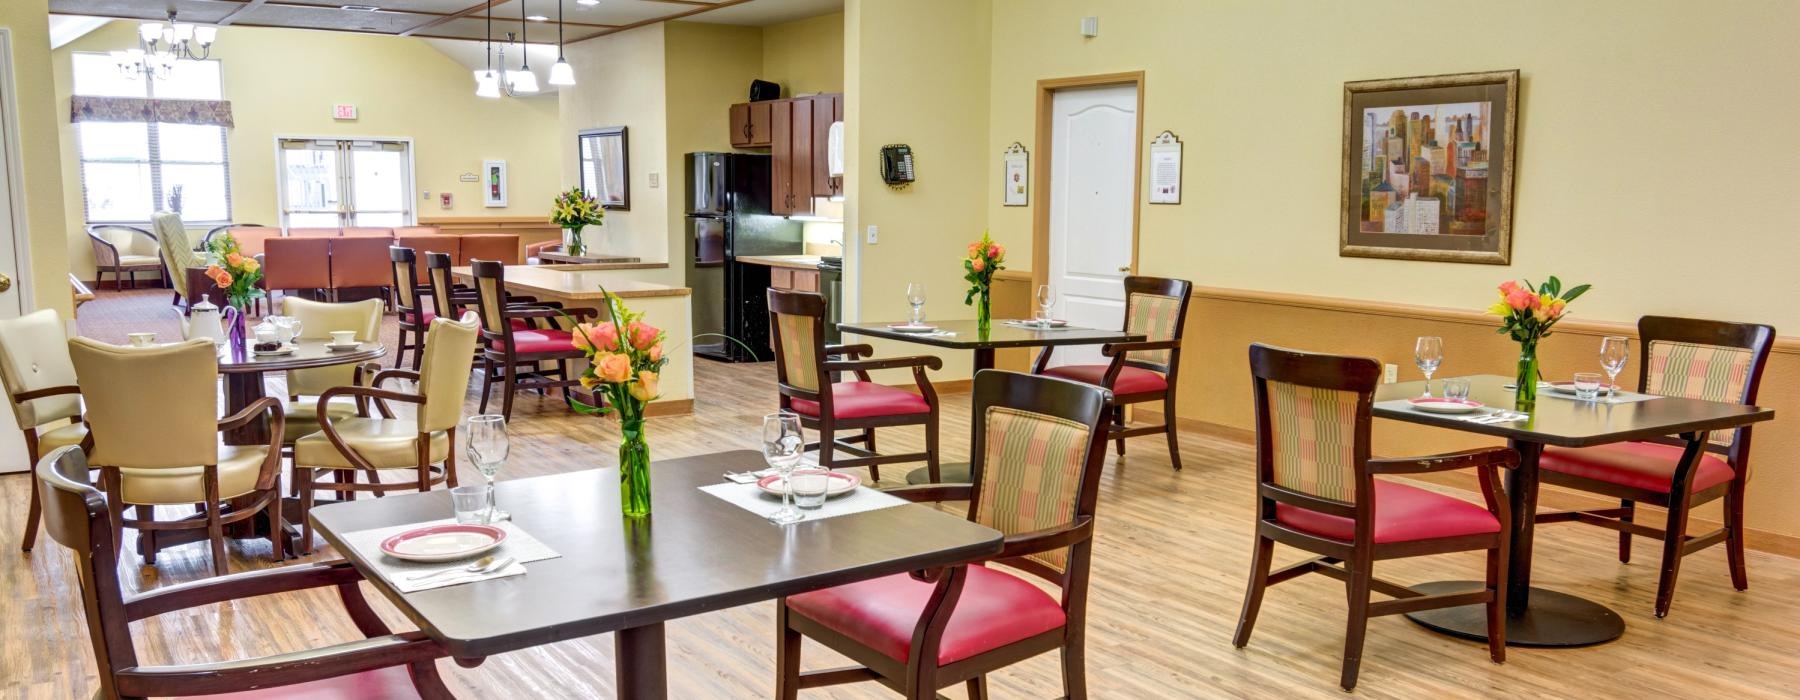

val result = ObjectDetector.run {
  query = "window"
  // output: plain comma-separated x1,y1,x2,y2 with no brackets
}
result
277,138,414,228
72,52,231,224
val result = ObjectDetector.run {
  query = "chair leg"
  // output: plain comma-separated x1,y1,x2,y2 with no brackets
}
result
479,357,496,414
1163,394,1183,471
135,505,158,565
1232,535,1273,647
1060,636,1087,700
205,494,228,577
393,329,409,369
267,494,285,563
410,334,424,371
1655,494,1693,618
924,415,940,483
19,479,40,551
1618,498,1634,563
1112,406,1127,456
1340,560,1374,691
1727,484,1749,591
501,360,518,421
298,468,316,555
775,603,801,700
965,675,989,700
1485,541,1508,663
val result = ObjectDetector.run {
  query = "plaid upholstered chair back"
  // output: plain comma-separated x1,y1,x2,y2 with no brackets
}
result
1637,316,1775,452
1247,344,1377,510
766,289,826,397
1120,276,1193,372
967,370,1112,583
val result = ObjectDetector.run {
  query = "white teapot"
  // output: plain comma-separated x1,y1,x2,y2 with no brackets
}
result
176,294,233,345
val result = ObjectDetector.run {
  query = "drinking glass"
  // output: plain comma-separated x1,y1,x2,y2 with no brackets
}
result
905,282,927,325
762,412,805,524
1414,336,1444,397
789,468,831,510
451,484,492,524
465,414,510,523
1442,377,1471,402
1599,336,1630,400
1035,285,1056,326
1573,372,1603,401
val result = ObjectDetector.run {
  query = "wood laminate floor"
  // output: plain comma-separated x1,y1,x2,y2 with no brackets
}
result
3,290,1799,698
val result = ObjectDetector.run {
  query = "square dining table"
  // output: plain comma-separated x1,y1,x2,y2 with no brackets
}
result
1374,374,1774,647
310,450,1003,697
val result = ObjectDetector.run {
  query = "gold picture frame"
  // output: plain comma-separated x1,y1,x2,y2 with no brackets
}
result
1340,69,1519,265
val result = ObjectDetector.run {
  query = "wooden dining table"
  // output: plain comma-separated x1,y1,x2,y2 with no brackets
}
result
215,338,385,446
1374,374,1774,647
309,450,1004,698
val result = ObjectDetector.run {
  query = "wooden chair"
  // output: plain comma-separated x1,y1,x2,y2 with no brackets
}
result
1034,275,1193,470
326,235,396,304
0,309,89,551
68,338,287,576
777,369,1112,699
33,445,456,699
292,312,482,554
86,224,164,290
281,297,384,450
1535,315,1775,617
391,246,432,370
767,288,941,483
1234,343,1515,690
470,259,597,420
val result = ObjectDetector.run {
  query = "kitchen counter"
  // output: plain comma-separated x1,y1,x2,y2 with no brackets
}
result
735,254,824,270
452,265,690,300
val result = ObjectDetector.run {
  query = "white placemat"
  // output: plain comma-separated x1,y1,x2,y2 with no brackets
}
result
1532,384,1661,404
699,481,908,523
1376,399,1530,424
1001,320,1084,332
336,518,562,593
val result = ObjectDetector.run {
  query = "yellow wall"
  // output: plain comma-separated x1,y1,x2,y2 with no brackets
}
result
0,0,72,315
55,22,562,280
761,11,844,97
559,24,669,273
844,0,992,382
664,21,764,282
982,0,1800,331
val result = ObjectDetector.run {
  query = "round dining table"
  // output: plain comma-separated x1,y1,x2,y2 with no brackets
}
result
216,338,386,446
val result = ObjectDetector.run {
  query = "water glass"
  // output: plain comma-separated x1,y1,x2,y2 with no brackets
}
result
466,414,511,522
762,412,805,524
1573,372,1603,401
451,484,492,524
905,282,927,325
1035,284,1056,326
1442,377,1471,402
1414,336,1444,396
1599,336,1630,398
789,468,831,510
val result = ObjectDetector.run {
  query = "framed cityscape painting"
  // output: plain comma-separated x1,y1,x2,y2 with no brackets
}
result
1340,70,1519,264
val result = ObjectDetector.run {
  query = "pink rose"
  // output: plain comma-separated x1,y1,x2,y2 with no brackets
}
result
593,352,632,383
574,322,620,352
1498,280,1520,296
1505,289,1537,311
971,258,985,272
626,320,660,349
648,344,664,362
986,243,1001,259
967,242,980,256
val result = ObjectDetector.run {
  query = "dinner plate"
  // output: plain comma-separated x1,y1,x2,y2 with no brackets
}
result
757,471,860,498
379,524,506,562
1548,382,1612,396
1408,397,1485,414
325,342,363,352
253,344,296,357
887,323,938,333
1021,319,1069,327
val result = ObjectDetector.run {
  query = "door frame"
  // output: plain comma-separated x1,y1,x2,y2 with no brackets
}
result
1031,71,1145,293
272,134,418,229
0,29,34,315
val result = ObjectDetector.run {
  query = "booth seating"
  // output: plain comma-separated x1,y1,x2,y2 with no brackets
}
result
228,226,518,306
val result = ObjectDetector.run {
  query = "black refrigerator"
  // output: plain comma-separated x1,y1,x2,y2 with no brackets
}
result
685,152,803,362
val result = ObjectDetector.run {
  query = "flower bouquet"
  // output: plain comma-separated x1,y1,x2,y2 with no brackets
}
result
203,233,265,357
569,292,667,517
962,232,1007,333
549,187,605,257
1485,276,1590,409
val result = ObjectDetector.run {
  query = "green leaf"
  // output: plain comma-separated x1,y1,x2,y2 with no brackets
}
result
1562,283,1591,303
1546,276,1562,296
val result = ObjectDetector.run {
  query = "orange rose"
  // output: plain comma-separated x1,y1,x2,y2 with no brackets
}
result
213,271,232,287
970,258,985,272
648,344,664,362
573,322,620,352
593,352,632,383
225,252,244,266
241,258,259,273
629,370,660,402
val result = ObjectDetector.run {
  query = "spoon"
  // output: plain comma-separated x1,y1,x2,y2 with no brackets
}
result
407,555,514,581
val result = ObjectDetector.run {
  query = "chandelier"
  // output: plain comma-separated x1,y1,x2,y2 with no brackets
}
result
474,0,574,98
113,11,216,80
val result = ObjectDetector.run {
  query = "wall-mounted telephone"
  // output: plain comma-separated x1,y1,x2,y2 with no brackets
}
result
880,144,915,187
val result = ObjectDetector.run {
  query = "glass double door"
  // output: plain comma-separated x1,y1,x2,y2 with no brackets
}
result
279,138,413,228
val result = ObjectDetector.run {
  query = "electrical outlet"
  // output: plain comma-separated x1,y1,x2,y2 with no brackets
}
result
421,190,430,200
1383,363,1398,384
866,225,879,244
648,172,660,188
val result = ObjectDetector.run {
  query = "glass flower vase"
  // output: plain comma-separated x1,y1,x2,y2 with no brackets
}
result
225,303,248,362
618,414,652,518
1514,341,1539,412
976,287,992,336
565,226,585,257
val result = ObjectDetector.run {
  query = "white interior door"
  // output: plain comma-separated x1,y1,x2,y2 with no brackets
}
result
0,31,33,472
1047,83,1138,367
279,138,413,228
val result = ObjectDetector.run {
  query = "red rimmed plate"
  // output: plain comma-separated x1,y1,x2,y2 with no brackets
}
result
887,323,938,333
1549,382,1613,396
379,524,506,562
1408,397,1485,414
757,471,860,498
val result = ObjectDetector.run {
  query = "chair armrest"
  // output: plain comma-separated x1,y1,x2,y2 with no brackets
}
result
504,306,592,320
823,355,944,373
1099,339,1180,358
87,233,120,265
880,483,973,503
824,343,875,359
13,385,80,403
217,396,282,435
125,559,364,621
994,517,1093,562
113,633,445,698
1368,447,1518,475
320,384,422,421
369,368,420,389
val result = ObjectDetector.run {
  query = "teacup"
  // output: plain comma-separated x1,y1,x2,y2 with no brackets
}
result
330,330,358,346
127,332,156,347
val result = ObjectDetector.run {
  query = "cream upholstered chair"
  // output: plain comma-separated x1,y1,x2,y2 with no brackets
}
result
293,312,480,554
152,211,204,304
69,338,287,576
86,224,164,290
281,297,384,446
0,309,89,551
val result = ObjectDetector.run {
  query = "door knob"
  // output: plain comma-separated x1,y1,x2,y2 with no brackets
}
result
1117,266,1131,272
0,273,13,293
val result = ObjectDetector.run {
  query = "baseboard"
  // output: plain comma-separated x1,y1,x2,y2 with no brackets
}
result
646,399,694,417
1148,410,1800,559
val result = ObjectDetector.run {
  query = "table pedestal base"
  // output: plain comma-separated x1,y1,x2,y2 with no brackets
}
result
1404,581,1624,647
616,622,667,698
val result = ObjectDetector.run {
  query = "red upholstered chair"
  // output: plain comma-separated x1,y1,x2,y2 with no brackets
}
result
393,226,440,237
326,236,395,304
470,260,597,420
1535,316,1775,617
1234,343,1514,690
262,237,332,300
32,446,456,699
778,369,1111,699
767,289,940,483
1034,275,1192,470
223,226,280,258
286,227,342,237
339,227,394,238
457,234,520,266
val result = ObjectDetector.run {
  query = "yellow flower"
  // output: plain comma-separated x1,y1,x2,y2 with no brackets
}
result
1486,302,1511,316
629,370,660,402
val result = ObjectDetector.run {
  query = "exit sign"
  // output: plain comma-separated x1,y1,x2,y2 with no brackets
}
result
332,104,358,120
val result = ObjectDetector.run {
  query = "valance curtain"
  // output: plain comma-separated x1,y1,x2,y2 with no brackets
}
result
70,95,234,128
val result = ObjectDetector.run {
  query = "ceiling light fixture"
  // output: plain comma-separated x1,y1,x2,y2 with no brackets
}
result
577,0,600,6
505,0,539,94
526,15,548,21
548,0,576,86
112,10,216,80
473,0,500,98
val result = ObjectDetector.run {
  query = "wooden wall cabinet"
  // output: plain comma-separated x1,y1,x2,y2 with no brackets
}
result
770,266,820,293
733,92,843,215
729,101,772,148
809,94,843,199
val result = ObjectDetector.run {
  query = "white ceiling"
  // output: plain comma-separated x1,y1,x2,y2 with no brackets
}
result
685,0,841,26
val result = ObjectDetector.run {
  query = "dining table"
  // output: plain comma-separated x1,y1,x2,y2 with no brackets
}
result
215,337,385,446
1374,374,1774,647
840,319,1143,485
309,450,1004,698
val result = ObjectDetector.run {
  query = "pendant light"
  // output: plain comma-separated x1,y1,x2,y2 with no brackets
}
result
547,0,576,86
506,0,540,94
473,1,499,98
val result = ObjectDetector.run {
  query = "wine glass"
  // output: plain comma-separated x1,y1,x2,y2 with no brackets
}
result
465,414,510,523
762,412,805,524
1414,336,1444,397
905,282,926,326
1035,285,1056,327
1600,336,1630,401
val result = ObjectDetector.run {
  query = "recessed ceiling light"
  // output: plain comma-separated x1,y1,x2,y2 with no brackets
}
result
526,14,548,21
340,4,380,10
